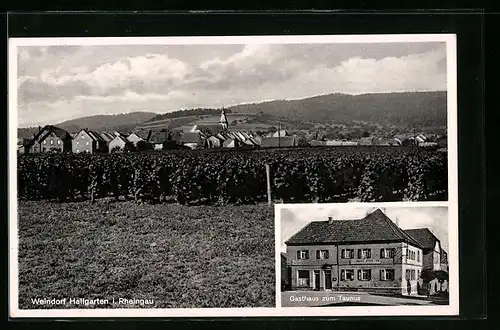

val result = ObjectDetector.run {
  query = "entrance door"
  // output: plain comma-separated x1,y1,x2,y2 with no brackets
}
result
324,270,332,290
314,270,320,290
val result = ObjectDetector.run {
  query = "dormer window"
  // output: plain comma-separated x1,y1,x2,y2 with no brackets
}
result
358,248,371,259
316,250,329,259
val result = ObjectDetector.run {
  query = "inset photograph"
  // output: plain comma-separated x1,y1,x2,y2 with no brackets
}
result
278,204,452,308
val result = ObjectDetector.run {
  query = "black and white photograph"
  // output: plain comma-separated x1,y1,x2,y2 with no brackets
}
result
9,34,457,318
277,204,454,311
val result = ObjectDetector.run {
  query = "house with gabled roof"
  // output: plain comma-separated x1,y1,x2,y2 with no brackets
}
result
284,209,424,295
148,130,170,150
180,132,205,149
260,136,296,148
108,133,134,153
25,125,73,153
72,129,108,153
404,228,447,272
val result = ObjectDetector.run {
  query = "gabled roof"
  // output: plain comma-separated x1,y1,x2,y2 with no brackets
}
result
192,124,225,135
29,125,72,146
180,132,203,144
99,132,115,142
148,130,169,144
84,129,106,142
404,228,440,250
261,136,295,148
132,130,152,140
285,209,423,248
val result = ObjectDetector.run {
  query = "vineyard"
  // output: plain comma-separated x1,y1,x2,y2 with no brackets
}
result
17,147,448,204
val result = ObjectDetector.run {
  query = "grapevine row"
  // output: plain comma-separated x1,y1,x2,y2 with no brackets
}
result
17,147,448,204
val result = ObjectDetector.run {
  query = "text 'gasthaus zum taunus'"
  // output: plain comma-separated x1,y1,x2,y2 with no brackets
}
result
31,297,154,306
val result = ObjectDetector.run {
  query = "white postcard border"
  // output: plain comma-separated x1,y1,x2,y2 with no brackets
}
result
9,33,458,318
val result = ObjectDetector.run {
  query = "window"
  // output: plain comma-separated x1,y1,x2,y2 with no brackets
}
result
358,248,371,259
380,269,395,281
76,141,79,145
417,250,420,262
50,140,54,145
86,141,89,146
76,149,80,153
297,270,310,286
81,135,84,139
43,140,46,144
405,269,411,280
410,269,416,280
341,249,354,259
380,248,395,258
296,250,309,260
358,269,371,281
316,250,329,259
57,140,61,145
341,269,355,281
417,270,421,279
407,250,416,260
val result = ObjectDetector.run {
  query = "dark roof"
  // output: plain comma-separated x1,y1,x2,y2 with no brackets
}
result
132,130,152,140
29,125,71,146
194,124,225,135
404,228,440,250
286,209,422,248
84,129,106,142
260,137,295,148
148,131,170,144
99,132,115,142
180,132,203,144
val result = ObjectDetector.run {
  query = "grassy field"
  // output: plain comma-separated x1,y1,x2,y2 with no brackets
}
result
17,199,275,309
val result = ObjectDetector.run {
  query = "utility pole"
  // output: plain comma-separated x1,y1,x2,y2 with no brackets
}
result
278,121,281,148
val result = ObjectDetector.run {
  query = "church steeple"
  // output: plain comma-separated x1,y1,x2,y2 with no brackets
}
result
219,107,228,130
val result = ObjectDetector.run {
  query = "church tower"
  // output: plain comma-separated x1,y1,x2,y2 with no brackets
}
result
219,107,229,131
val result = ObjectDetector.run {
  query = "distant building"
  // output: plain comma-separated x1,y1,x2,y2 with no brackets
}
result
25,125,73,153
109,133,134,153
72,129,108,154
260,136,296,148
181,132,205,149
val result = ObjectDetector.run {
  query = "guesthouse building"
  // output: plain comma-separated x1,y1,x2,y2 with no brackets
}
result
284,209,424,296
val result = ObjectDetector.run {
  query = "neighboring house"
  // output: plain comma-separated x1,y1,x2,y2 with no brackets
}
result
25,125,73,153
404,228,446,272
260,136,296,148
148,130,170,150
109,134,134,153
72,129,108,153
181,132,205,149
440,249,449,273
284,209,424,295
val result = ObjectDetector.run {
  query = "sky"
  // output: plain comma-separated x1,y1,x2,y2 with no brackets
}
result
16,42,447,127
279,205,449,253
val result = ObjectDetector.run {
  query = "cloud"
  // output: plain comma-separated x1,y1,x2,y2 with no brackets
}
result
16,42,447,126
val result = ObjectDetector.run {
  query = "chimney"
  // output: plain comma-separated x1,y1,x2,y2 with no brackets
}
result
328,216,334,224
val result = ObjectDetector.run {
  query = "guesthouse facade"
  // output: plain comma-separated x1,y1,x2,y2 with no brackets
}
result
284,209,424,296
